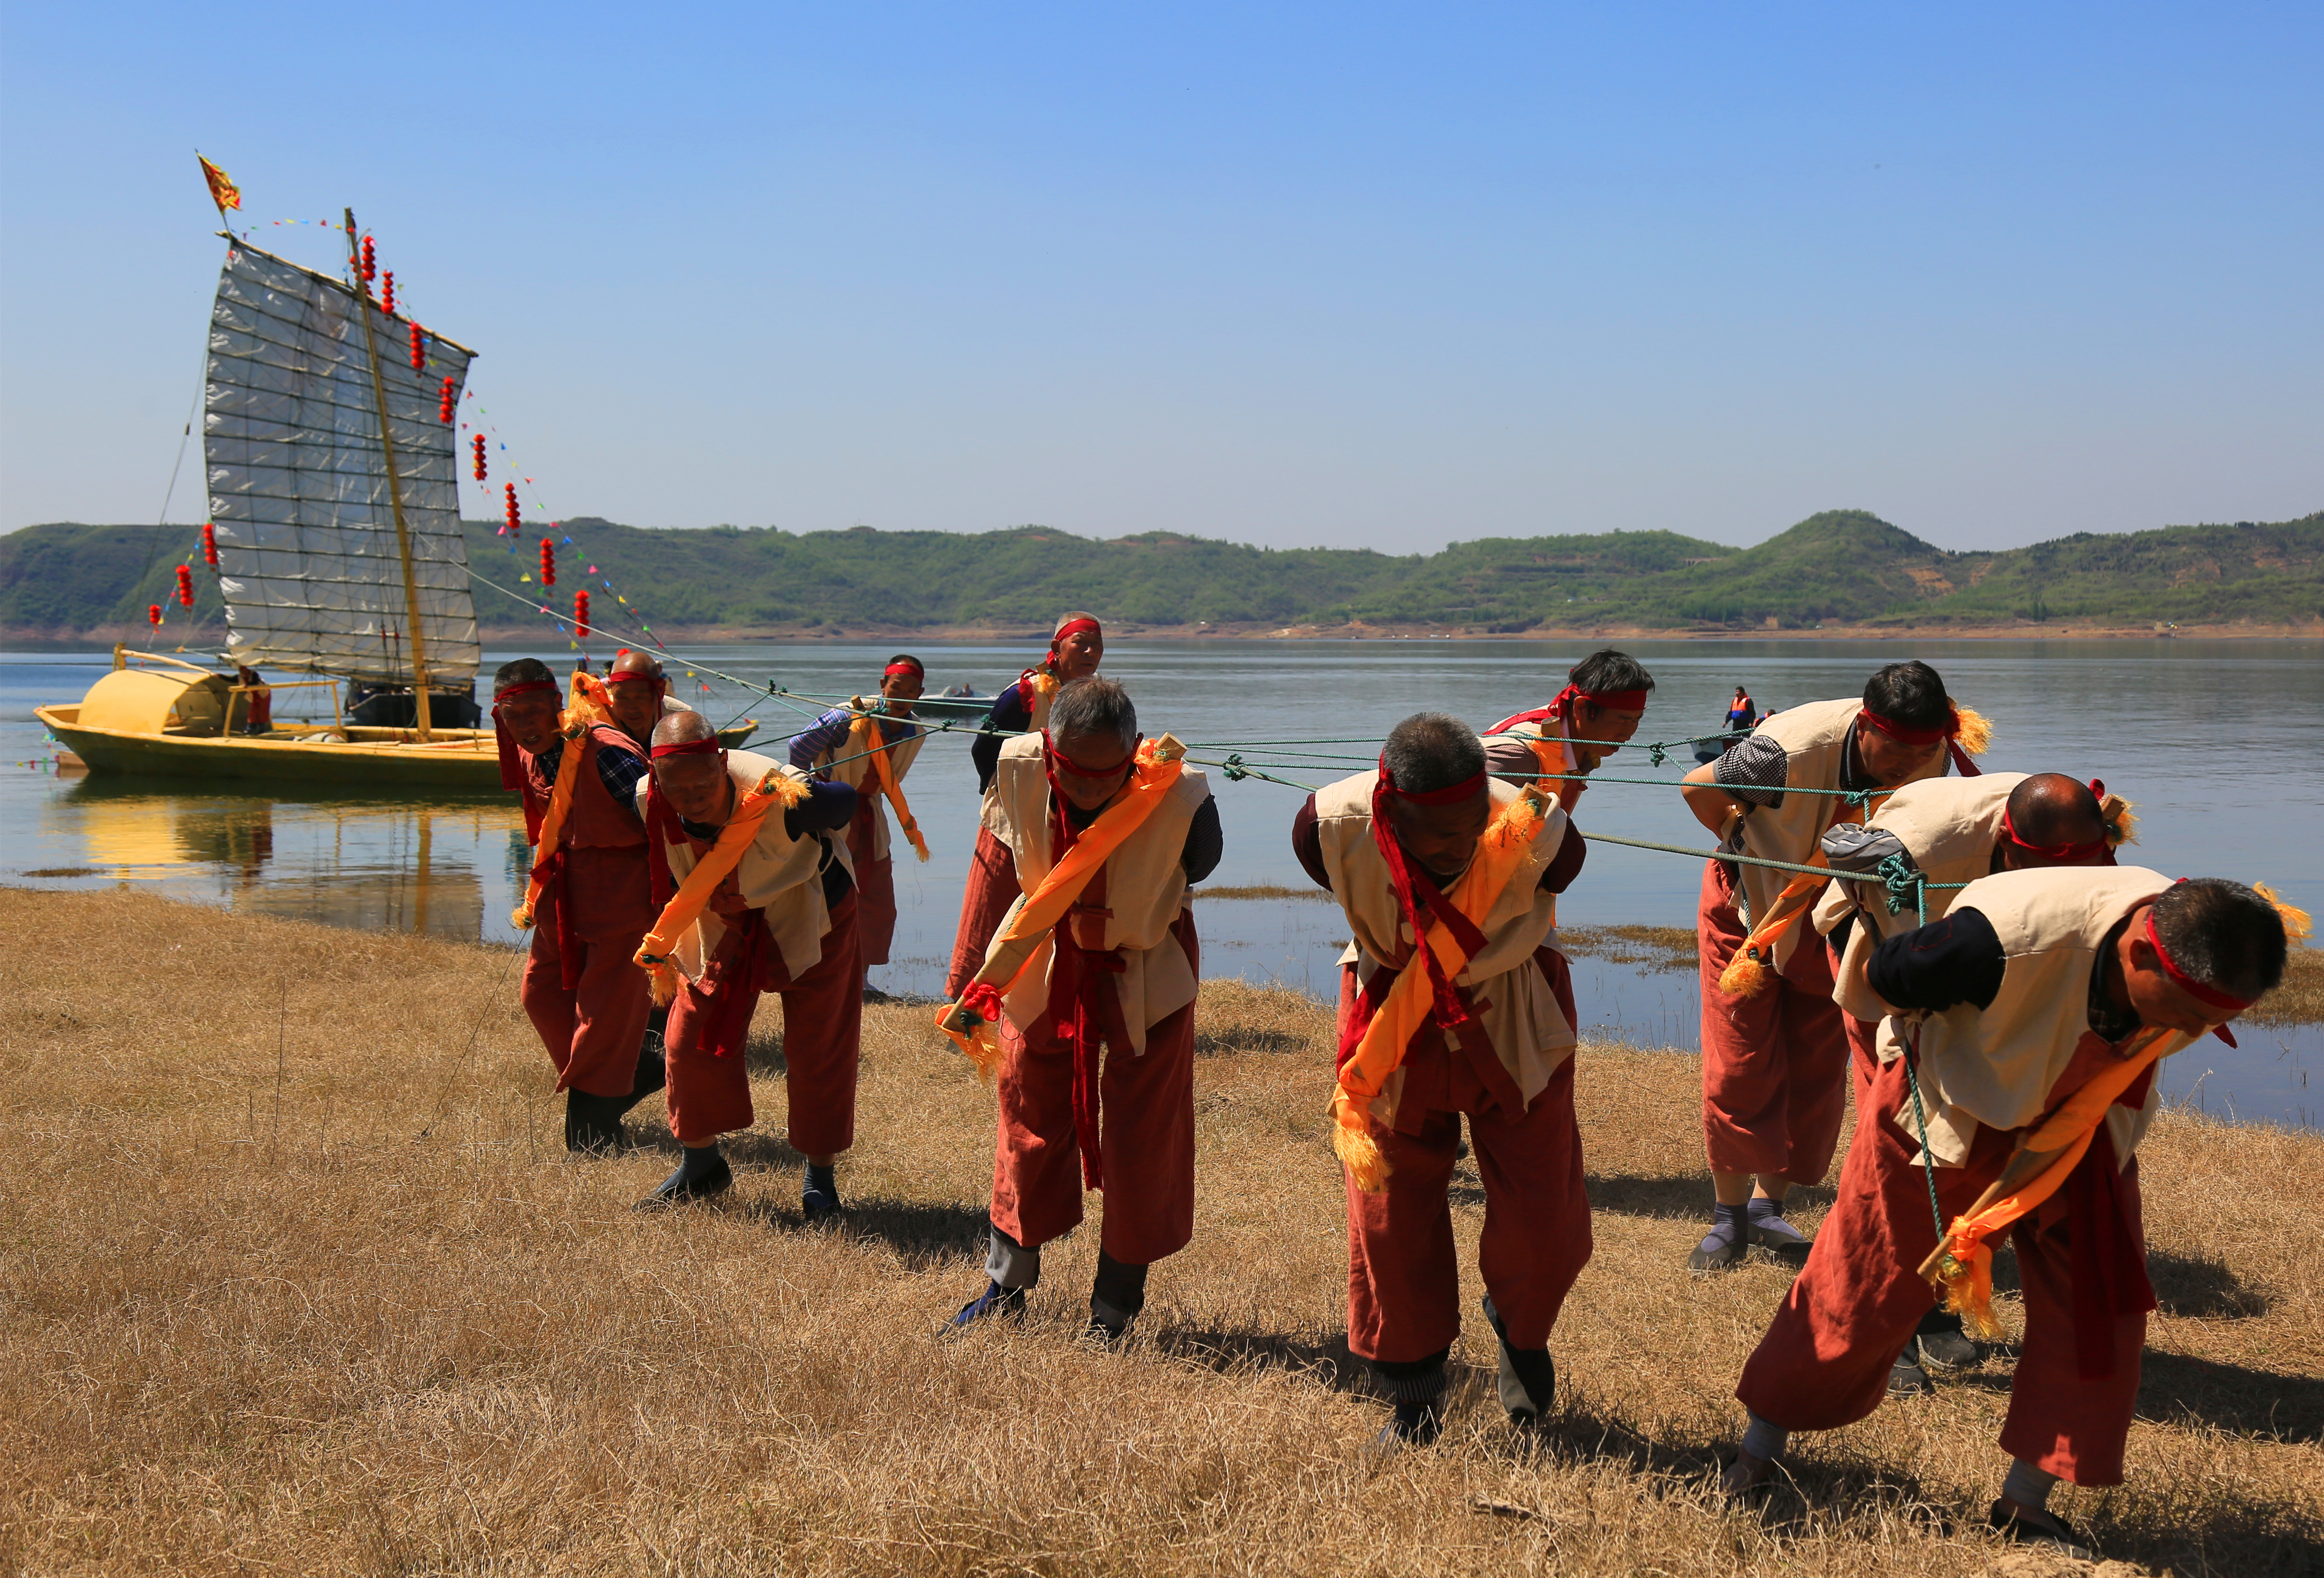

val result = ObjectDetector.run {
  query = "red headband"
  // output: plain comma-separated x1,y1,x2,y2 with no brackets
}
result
1999,807,2114,865
604,669,662,686
1377,755,1486,805
1044,730,1140,780
649,738,723,760
493,678,559,703
1859,704,1981,778
884,660,925,678
1051,617,1102,648
1486,683,1649,736
2142,907,2250,1013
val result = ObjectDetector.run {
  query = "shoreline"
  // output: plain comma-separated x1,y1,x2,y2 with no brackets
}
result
13,619,2324,649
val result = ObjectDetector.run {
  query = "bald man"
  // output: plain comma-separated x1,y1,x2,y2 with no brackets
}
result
605,648,687,749
1815,770,2133,1391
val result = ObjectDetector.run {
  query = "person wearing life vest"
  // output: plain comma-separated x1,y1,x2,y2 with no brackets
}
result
1725,872,2297,1561
791,655,929,989
632,711,862,1218
1675,660,1990,1273
950,614,1108,999
941,678,1221,1341
1293,713,1590,1447
233,665,274,735
1480,649,1655,813
492,657,662,1156
604,648,684,748
1814,772,2135,1394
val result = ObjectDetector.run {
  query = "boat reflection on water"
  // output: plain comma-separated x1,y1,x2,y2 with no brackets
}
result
47,777,522,942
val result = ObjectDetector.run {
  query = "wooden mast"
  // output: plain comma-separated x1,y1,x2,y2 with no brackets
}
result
342,207,434,741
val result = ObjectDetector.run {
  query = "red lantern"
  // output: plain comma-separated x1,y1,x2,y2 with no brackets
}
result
409,324,426,371
175,565,195,608
539,539,556,587
574,589,591,639
361,235,376,281
505,482,521,533
472,434,487,481
148,603,162,628
438,377,456,422
201,522,218,568
382,271,395,314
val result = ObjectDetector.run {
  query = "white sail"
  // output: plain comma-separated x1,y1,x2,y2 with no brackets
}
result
204,239,481,684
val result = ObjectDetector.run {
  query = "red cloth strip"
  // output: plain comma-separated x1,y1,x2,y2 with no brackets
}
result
1368,766,1477,1040
1999,807,2113,865
1857,705,1956,746
650,737,723,759
2143,907,2250,1013
1045,730,1141,780
884,659,925,678
1377,754,1485,805
604,669,659,685
1051,617,1102,647
1486,683,1647,736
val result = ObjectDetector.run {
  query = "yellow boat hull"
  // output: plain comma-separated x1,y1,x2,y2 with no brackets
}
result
37,705,757,789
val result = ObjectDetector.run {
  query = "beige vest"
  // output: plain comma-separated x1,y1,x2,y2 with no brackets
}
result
808,698,928,863
977,733,1208,1052
635,748,855,982
1311,769,1576,1117
1822,773,2027,1012
1881,865,2180,1169
1725,697,1948,970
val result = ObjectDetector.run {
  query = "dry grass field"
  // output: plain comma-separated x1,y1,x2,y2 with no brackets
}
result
0,885,2317,1577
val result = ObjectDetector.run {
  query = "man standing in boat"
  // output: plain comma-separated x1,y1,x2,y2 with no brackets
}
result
791,656,930,993
1294,713,1590,1445
631,711,864,1220
941,678,1220,1341
492,658,663,1155
1676,661,1987,1273
1811,770,2136,1393
1480,649,1656,810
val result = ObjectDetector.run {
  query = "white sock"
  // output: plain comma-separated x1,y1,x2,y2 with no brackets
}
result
2001,1459,2058,1511
1741,1413,1789,1461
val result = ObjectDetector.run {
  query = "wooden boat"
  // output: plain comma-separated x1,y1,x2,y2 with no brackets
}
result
40,213,750,786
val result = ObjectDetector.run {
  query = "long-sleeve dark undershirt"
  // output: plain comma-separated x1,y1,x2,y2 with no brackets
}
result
1867,907,2141,1040
679,780,859,905
972,680,1033,794
1289,795,1587,897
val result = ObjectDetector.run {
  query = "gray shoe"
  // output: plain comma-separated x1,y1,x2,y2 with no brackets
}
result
1915,1317,1981,1370
1887,1341,1934,1396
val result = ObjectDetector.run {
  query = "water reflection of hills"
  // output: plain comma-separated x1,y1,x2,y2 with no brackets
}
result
49,779,521,942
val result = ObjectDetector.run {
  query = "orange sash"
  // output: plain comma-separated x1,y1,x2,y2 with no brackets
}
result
935,736,1185,1078
1718,796,1877,997
630,768,808,1006
511,672,615,930
1331,786,1551,1191
852,713,930,862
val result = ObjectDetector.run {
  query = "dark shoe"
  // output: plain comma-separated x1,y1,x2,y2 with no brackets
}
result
950,1280,1027,1329
1887,1342,1935,1397
1089,1250,1147,1343
1373,1400,1443,1450
1481,1294,1555,1424
1745,1198,1812,1263
801,1164,842,1224
564,1090,626,1156
1988,1500,2098,1561
1915,1311,1981,1370
635,1151,732,1209
1688,1204,1751,1272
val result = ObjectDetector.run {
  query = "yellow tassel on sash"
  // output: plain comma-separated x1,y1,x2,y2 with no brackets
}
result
1717,799,1872,998
934,736,1186,1080
1951,703,1993,756
510,672,618,930
1331,786,1550,1192
631,768,808,1006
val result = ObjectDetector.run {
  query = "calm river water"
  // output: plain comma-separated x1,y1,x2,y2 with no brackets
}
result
6,638,2318,1127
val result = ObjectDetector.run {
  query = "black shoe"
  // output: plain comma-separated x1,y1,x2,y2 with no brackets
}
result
1915,1313,1981,1370
1745,1203,1813,1264
1887,1342,1935,1396
801,1165,842,1224
635,1152,732,1209
1083,1311,1131,1345
1688,1210,1751,1272
1481,1294,1555,1424
1988,1500,2098,1561
950,1281,1027,1329
1374,1400,1444,1450
564,1090,626,1156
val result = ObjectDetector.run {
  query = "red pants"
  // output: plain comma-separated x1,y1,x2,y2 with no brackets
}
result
1699,860,1849,1183
1339,966,1594,1363
521,845,655,1099
947,826,1016,999
1843,1009,1881,1113
847,801,898,969
1736,1054,2149,1485
989,915,1199,1266
664,891,864,1152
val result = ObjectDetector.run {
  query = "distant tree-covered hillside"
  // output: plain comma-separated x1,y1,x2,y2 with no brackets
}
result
4,509,2317,639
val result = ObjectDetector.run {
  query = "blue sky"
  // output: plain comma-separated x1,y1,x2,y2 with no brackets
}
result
1,4,2316,552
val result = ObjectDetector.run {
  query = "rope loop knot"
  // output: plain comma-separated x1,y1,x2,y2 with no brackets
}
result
1876,853,1924,916
1221,752,1249,782
1647,743,1668,766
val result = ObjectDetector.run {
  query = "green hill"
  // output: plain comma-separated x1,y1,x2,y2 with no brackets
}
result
4,508,2318,639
